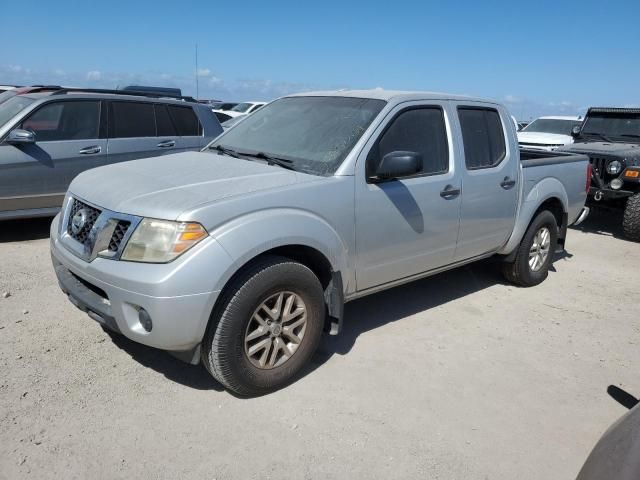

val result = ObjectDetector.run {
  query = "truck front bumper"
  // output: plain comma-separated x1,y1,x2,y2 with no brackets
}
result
50,214,230,356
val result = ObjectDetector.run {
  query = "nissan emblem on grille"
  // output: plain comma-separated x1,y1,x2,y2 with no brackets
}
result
71,209,88,236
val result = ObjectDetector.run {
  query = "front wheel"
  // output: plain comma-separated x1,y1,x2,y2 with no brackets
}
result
502,210,558,287
622,193,640,242
201,255,326,396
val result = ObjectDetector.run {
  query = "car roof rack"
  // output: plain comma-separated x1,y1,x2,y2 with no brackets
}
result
47,87,198,103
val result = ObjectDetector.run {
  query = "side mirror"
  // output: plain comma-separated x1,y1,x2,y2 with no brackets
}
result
571,125,582,137
7,129,36,144
373,151,422,182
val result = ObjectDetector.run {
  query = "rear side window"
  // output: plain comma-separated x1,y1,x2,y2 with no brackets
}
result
168,106,202,136
22,101,100,141
111,102,155,138
154,105,176,136
457,107,506,169
368,107,449,177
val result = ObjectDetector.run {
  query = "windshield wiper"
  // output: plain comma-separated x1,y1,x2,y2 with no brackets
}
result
239,151,296,171
620,134,640,139
210,144,241,158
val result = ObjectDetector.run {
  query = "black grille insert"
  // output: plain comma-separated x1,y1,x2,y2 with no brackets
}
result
67,199,101,245
108,221,131,252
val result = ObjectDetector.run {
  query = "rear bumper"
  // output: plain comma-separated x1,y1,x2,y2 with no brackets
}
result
50,214,230,352
572,207,590,226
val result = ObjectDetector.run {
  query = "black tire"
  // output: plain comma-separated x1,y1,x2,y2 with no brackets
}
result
502,210,558,287
623,193,640,242
201,255,325,396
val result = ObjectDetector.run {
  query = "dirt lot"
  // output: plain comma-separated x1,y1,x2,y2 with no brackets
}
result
1,211,638,480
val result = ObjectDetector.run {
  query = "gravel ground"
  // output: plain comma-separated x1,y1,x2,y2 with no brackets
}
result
1,211,638,480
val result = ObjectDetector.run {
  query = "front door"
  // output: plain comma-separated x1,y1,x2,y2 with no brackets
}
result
0,99,106,212
355,102,462,291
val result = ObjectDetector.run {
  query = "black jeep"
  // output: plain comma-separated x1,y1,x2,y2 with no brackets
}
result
559,107,640,241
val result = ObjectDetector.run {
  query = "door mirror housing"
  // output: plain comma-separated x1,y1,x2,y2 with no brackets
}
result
372,151,422,182
7,129,36,145
571,125,582,137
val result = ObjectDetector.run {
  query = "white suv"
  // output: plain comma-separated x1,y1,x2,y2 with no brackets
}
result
518,115,582,151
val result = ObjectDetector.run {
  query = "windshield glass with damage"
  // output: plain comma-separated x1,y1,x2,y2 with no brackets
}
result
207,96,386,176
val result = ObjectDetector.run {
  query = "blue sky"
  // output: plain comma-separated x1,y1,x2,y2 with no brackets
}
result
2,0,639,119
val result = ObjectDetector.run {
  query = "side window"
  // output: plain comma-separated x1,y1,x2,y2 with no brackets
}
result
154,105,176,136
168,106,202,136
111,101,155,138
457,107,506,169
250,104,263,113
22,101,100,141
367,107,449,177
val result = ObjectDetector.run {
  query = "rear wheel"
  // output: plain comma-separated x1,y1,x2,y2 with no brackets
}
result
201,255,325,396
502,210,558,287
622,193,640,242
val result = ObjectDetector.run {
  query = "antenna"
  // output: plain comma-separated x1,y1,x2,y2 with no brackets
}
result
195,43,199,101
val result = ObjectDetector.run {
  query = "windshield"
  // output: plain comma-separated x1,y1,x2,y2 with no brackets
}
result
231,102,254,113
581,113,640,140
208,96,386,176
0,95,35,127
522,118,582,135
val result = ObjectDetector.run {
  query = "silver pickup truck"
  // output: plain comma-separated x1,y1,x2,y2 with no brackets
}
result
50,90,590,395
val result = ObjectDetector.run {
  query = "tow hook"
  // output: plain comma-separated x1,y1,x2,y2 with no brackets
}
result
594,190,603,201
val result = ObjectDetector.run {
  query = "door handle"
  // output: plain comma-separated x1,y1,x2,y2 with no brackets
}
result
78,145,101,155
157,140,176,148
440,185,461,199
500,176,517,189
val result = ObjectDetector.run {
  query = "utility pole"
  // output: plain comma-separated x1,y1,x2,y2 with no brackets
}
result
195,43,199,100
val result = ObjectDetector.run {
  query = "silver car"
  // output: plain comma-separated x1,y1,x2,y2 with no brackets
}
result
50,90,590,395
0,87,223,220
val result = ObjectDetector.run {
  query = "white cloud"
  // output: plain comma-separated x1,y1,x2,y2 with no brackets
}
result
86,70,101,81
196,68,211,77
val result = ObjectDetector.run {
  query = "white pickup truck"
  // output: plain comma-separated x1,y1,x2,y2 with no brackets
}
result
518,115,583,151
51,90,590,395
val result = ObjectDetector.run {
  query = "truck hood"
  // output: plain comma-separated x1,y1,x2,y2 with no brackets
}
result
517,131,573,145
559,141,640,158
69,151,318,220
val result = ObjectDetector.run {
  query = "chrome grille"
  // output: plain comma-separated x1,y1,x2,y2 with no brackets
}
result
67,199,101,245
108,221,131,252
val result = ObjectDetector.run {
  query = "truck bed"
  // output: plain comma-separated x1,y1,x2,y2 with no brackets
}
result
520,148,588,168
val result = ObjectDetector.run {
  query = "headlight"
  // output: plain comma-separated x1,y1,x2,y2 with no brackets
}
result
121,219,208,263
607,160,623,175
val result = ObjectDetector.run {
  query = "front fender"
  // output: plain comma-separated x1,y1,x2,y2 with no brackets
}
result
499,177,569,255
209,208,352,293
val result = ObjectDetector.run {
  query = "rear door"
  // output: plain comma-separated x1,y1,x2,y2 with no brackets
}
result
0,99,106,212
451,103,519,260
167,104,205,151
106,101,178,164
355,101,462,291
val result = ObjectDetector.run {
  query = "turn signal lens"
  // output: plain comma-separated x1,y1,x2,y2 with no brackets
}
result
121,219,208,263
623,169,639,178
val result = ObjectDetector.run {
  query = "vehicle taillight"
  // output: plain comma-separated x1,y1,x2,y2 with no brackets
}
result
586,164,593,193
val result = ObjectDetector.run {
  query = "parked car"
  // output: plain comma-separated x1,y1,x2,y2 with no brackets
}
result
0,84,20,94
219,101,266,118
220,115,247,130
517,120,530,131
518,116,583,151
50,90,589,395
213,111,233,123
211,102,238,111
558,107,640,241
0,86,222,220
576,385,639,480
